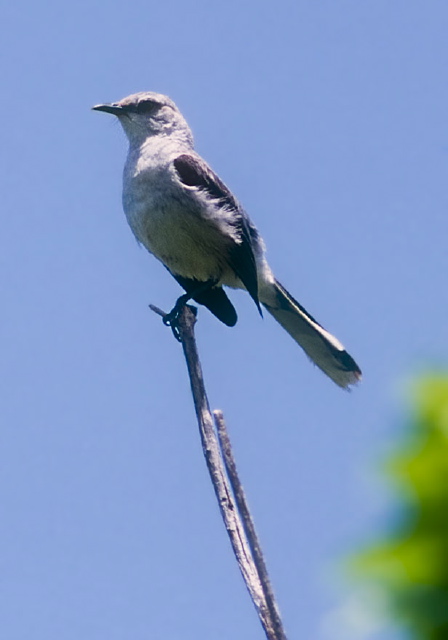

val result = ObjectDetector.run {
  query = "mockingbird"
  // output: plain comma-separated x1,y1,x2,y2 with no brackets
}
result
93,92,361,388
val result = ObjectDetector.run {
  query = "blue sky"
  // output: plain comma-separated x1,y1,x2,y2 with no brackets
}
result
1,1,447,638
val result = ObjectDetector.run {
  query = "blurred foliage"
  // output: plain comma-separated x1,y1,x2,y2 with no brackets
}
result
354,376,448,639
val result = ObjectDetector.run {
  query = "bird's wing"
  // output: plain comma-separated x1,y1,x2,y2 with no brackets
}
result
173,153,261,313
171,273,238,327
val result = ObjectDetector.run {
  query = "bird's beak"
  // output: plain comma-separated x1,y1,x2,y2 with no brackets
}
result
92,103,125,116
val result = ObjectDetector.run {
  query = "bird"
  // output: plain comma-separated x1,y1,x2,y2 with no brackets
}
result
93,92,361,388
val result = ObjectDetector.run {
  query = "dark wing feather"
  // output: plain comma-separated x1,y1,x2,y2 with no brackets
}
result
172,274,237,327
173,154,261,314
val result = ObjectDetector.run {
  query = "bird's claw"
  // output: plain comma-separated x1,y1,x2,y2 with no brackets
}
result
162,316,181,342
162,294,192,342
162,310,182,342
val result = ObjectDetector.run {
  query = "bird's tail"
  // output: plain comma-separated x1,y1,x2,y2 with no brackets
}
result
260,279,361,388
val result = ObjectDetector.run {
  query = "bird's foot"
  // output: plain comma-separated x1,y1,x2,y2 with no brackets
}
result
163,293,192,341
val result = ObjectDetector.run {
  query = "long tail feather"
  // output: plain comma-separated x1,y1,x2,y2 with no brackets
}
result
261,279,361,388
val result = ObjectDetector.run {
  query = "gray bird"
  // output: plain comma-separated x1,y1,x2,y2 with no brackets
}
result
93,92,361,388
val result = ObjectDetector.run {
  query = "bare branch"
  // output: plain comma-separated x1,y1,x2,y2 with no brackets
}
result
214,410,287,640
148,303,166,318
149,304,288,639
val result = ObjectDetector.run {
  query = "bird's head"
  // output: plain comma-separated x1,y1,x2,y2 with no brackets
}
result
92,91,193,146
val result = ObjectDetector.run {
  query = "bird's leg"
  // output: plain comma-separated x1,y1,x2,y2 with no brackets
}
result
163,280,215,341
163,292,192,335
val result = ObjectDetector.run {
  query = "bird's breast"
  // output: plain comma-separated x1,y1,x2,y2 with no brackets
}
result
122,169,235,284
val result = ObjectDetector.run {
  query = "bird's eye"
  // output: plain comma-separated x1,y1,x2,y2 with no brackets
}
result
135,100,160,114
